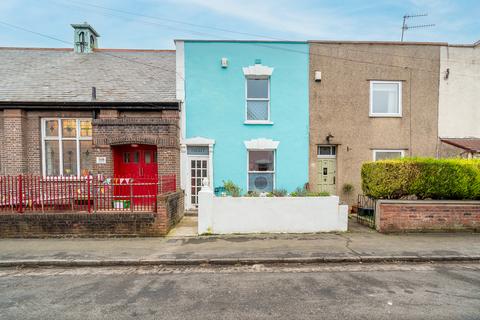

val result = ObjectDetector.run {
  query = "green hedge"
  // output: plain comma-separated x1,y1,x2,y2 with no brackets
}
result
361,158,480,200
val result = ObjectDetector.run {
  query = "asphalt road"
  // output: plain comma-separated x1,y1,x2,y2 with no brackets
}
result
0,262,479,320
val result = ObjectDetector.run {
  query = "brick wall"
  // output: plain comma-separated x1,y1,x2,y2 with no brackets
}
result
0,190,185,238
376,200,480,233
2,109,27,174
0,108,180,183
0,109,92,175
156,190,185,234
0,110,4,174
92,110,180,187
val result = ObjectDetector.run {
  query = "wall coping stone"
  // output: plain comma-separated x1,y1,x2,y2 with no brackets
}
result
377,199,480,205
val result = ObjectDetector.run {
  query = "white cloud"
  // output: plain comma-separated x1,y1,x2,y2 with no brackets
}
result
165,0,358,39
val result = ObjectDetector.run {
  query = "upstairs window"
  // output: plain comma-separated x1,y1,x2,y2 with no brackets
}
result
246,78,270,123
370,81,402,117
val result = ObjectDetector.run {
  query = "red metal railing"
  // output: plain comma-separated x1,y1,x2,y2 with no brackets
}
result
0,174,176,214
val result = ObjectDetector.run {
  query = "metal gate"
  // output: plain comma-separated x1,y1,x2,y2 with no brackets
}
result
356,195,376,228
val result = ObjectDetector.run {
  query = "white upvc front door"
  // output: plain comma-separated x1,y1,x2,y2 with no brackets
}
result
187,156,209,208
181,137,215,210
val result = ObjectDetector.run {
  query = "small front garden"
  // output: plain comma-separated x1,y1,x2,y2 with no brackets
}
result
198,180,347,234
361,158,480,200
361,158,480,233
220,180,330,198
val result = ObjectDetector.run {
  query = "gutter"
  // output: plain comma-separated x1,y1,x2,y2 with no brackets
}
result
0,101,180,110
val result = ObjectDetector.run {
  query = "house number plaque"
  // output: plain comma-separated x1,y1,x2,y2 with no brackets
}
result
96,156,107,164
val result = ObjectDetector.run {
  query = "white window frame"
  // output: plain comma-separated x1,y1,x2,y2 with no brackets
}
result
369,80,402,117
244,76,272,124
372,149,405,161
41,118,93,177
247,149,276,192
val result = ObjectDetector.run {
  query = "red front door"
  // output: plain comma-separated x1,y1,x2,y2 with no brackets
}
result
113,144,157,179
113,144,158,206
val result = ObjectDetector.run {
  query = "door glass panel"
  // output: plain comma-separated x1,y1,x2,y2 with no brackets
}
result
318,146,333,156
123,152,130,163
62,141,77,176
190,158,208,206
62,119,77,138
133,151,140,163
187,146,209,156
145,152,151,164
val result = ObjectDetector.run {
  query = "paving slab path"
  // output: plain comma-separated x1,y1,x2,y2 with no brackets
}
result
0,218,478,266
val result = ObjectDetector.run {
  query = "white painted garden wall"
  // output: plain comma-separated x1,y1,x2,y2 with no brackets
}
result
198,186,348,234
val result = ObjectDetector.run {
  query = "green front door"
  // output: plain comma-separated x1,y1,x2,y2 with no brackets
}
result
317,158,336,194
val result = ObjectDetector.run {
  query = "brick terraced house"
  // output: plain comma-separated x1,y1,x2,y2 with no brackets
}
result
0,23,183,237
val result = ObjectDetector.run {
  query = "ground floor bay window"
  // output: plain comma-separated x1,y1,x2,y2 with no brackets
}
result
42,118,93,176
248,150,275,193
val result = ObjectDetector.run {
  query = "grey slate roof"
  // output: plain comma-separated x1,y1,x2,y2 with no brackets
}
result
0,48,176,103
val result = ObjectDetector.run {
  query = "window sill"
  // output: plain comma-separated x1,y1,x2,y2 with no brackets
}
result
244,121,274,125
369,114,402,118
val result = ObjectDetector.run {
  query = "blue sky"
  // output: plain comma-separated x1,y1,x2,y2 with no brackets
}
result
0,0,478,49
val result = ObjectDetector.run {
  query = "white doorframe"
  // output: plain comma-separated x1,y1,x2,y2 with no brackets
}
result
317,145,337,195
181,137,215,210
186,155,209,209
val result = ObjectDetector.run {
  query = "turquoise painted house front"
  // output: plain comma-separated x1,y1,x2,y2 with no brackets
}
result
176,40,309,209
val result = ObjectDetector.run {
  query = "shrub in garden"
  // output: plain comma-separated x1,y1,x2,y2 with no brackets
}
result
290,186,330,197
222,180,242,197
267,189,288,197
361,158,480,200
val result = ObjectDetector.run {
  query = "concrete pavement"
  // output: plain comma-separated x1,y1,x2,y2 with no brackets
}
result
0,220,479,266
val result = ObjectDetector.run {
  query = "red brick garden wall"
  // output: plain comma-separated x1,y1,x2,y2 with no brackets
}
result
0,190,184,238
376,200,480,233
156,190,185,234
